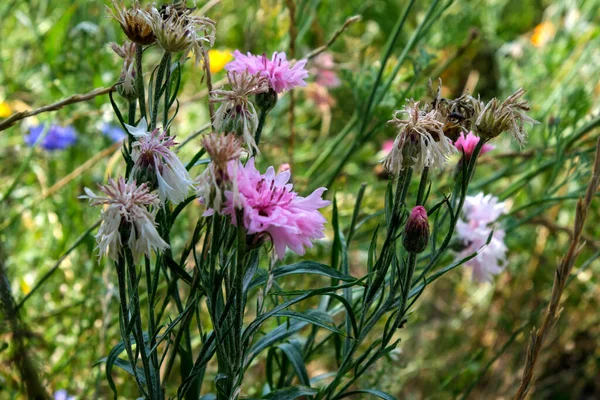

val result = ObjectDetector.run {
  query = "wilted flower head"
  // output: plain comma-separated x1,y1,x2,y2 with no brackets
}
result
226,50,309,93
143,4,215,64
25,124,77,151
455,192,507,283
110,41,137,100
211,72,269,153
474,88,538,145
454,131,494,159
428,79,479,141
383,102,456,174
403,206,430,254
216,158,330,260
196,133,243,212
80,177,169,261
126,118,194,204
106,0,156,46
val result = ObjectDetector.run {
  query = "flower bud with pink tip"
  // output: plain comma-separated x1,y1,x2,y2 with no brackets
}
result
403,206,430,254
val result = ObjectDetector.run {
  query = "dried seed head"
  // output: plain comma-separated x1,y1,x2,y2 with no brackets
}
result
383,101,456,174
201,132,243,171
143,4,215,64
211,72,270,154
428,79,478,141
474,88,538,145
107,0,156,46
110,41,137,100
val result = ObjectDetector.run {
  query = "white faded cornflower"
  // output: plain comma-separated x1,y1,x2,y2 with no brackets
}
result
196,132,244,212
383,101,456,174
106,0,156,46
109,41,137,100
126,118,194,204
80,177,169,261
455,192,508,283
474,88,538,145
211,72,269,154
142,4,215,65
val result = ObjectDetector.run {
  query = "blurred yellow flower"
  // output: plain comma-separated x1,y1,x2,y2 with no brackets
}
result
209,49,233,73
531,21,555,48
0,101,11,118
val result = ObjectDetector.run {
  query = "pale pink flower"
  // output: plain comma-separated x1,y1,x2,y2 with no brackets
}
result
455,192,508,283
126,118,194,204
225,50,309,93
454,131,494,158
382,139,395,156
80,177,169,261
310,52,340,88
217,158,330,259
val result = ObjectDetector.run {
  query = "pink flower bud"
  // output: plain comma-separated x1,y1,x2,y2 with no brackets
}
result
403,206,430,254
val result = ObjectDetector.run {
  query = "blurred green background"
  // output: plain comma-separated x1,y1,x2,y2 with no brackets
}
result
1,0,599,398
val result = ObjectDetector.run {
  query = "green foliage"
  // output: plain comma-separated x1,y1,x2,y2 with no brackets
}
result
1,0,600,399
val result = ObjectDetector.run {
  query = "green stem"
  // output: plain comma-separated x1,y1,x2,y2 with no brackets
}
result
135,44,147,122
254,109,268,146
151,52,171,130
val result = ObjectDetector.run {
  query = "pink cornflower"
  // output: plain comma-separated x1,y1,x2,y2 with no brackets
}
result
455,192,508,283
454,131,495,158
217,158,330,259
126,119,194,204
80,177,169,261
225,50,309,93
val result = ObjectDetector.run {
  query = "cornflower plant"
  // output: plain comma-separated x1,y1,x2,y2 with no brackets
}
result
80,2,539,400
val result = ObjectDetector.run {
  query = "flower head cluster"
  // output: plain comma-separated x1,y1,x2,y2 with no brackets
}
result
81,177,169,261
383,101,456,174
455,192,508,283
126,119,194,204
473,88,538,145
226,50,309,93
196,132,244,212
26,124,77,151
142,4,215,65
454,131,495,159
214,158,330,259
211,72,270,153
106,0,156,46
110,41,137,100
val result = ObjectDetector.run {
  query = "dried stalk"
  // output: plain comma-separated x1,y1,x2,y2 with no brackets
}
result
0,85,116,132
305,15,361,60
514,136,600,399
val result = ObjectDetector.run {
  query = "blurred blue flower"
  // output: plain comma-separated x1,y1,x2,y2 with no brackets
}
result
101,123,127,142
25,124,77,150
54,389,75,400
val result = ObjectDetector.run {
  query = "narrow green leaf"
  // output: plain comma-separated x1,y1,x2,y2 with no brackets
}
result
277,342,310,387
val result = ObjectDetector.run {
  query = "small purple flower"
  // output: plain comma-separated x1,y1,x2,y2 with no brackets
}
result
54,389,75,400
25,124,77,151
101,123,127,142
225,50,309,93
